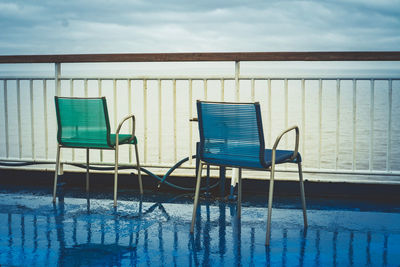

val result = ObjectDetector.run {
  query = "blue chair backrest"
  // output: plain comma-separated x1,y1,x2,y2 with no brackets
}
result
197,101,266,167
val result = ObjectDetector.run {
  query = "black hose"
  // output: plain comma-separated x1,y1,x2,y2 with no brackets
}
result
0,159,219,192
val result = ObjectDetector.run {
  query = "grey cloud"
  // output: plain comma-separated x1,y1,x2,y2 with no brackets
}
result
0,0,399,54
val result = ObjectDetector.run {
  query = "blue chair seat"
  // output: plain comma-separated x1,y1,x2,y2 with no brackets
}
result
202,149,301,169
264,149,301,166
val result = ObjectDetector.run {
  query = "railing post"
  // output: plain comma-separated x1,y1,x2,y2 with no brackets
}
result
143,79,148,163
387,79,392,172
113,79,117,129
336,79,341,170
352,79,357,171
235,61,240,101
370,79,375,171
230,61,241,198
159,79,163,164
173,79,177,163
55,63,61,96
30,79,35,160
17,79,22,159
54,62,62,174
3,79,9,158
188,79,193,165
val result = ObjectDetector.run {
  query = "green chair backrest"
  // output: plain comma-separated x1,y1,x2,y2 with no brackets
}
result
55,97,112,148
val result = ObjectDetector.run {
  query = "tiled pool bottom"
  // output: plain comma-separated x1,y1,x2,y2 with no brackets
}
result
0,192,399,267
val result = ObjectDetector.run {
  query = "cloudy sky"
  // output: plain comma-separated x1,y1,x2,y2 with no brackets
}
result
1,0,400,55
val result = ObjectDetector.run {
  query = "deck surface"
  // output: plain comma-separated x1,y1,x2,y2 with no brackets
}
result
0,186,399,266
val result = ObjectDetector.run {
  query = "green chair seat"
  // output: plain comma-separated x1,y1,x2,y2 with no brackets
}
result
61,134,137,148
110,134,137,145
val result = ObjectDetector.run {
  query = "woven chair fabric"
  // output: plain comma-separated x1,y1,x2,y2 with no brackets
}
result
197,101,300,169
55,97,136,148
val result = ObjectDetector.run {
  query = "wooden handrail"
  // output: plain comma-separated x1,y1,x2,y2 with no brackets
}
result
0,51,400,64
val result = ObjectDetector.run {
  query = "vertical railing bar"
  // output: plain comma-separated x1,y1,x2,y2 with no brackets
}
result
43,79,48,159
318,79,322,169
301,79,305,163
113,79,117,130
204,79,208,100
70,79,74,96
54,63,61,167
143,79,148,163
234,61,240,180
158,79,162,164
128,79,132,163
53,65,61,187
268,79,272,147
235,61,240,101
84,79,88,97
55,63,61,96
17,79,22,159
221,78,225,101
3,80,9,158
336,79,340,170
387,79,392,171
98,79,103,163
70,79,75,161
173,79,177,163
251,78,255,102
284,79,288,149
369,79,374,171
352,79,357,171
84,78,89,163
98,79,102,96
188,79,193,165
30,79,35,160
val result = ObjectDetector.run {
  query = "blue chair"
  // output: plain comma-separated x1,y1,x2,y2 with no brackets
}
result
190,101,307,246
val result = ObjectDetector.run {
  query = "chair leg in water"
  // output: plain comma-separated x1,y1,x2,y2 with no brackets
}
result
53,145,61,203
265,160,276,246
190,163,203,233
237,168,242,218
86,148,90,193
114,142,119,207
298,162,308,227
135,143,143,195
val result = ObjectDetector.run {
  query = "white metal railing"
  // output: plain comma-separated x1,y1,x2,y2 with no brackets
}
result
1,53,400,183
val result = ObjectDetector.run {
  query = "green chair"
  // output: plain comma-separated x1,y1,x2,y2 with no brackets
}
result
53,96,143,206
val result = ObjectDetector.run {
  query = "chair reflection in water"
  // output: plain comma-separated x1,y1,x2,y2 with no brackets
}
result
53,96,143,207
190,101,308,245
53,195,170,266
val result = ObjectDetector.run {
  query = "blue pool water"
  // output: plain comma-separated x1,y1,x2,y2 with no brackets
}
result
0,188,399,266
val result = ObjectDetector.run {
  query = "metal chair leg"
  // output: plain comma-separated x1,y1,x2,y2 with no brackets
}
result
86,148,90,193
53,145,61,203
190,163,203,233
265,161,276,246
135,144,143,195
113,144,119,207
298,162,308,228
237,168,242,218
